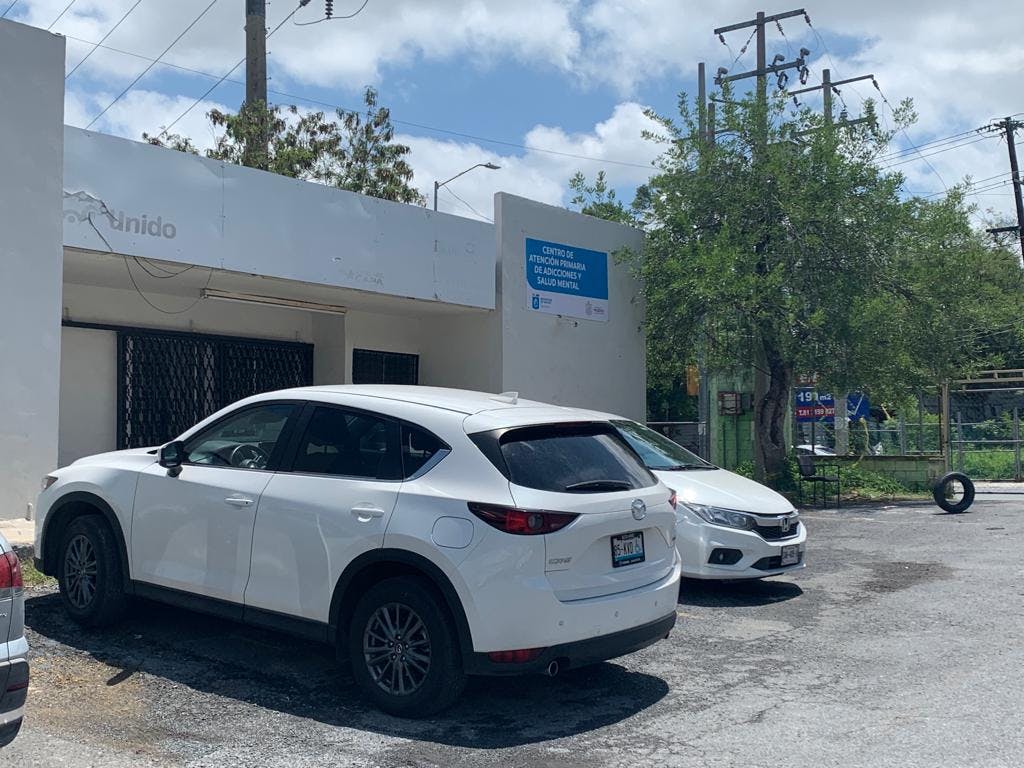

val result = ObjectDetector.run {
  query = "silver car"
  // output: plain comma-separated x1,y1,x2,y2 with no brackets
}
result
0,533,27,747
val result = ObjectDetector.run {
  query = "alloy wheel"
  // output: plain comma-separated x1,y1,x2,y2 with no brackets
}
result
64,534,98,609
363,602,432,696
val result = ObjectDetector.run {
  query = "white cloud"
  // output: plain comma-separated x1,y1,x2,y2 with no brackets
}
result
403,102,662,221
66,87,230,145
16,0,580,88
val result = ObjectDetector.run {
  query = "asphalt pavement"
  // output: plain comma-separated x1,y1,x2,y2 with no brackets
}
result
6,497,1024,767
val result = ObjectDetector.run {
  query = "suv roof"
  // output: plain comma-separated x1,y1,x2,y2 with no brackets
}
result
266,385,615,432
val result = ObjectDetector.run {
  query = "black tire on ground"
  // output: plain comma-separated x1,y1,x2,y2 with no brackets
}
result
57,515,129,627
933,472,975,514
347,576,466,718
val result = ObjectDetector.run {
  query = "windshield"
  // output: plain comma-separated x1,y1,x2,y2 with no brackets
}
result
612,420,714,471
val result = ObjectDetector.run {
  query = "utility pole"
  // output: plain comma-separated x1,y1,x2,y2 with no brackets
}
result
983,117,1024,262
713,9,808,104
788,69,877,132
243,0,268,167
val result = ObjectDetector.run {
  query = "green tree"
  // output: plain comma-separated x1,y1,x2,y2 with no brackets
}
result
627,90,1024,486
144,87,424,205
568,170,639,225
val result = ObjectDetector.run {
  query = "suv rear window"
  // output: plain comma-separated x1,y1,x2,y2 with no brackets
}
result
472,422,655,493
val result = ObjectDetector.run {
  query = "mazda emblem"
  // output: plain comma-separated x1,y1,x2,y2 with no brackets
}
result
631,499,647,521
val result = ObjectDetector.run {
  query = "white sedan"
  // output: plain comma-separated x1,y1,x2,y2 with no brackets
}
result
612,421,807,580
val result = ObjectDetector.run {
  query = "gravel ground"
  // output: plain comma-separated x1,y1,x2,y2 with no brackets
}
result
6,497,1024,767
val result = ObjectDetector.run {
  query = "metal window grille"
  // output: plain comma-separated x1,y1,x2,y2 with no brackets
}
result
351,348,419,385
116,327,313,449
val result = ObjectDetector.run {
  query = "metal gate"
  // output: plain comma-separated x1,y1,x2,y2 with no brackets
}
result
947,370,1024,481
116,327,313,449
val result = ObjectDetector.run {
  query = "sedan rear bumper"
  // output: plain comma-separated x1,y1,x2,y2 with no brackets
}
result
465,611,676,676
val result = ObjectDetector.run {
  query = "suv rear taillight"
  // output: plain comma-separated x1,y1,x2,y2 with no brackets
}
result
0,551,23,589
468,503,578,535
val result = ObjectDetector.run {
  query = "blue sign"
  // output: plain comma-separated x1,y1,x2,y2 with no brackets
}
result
525,237,609,322
795,390,870,423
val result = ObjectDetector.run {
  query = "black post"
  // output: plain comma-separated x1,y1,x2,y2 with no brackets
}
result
1004,117,1024,262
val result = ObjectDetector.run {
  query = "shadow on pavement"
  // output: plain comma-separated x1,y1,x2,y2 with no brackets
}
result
25,591,668,749
678,578,803,608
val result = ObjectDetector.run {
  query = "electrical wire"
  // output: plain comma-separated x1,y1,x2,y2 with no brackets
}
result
85,0,220,130
294,0,369,25
47,0,77,30
66,0,146,81
872,79,949,191
879,136,994,171
0,1,18,19
105,32,655,167
66,27,654,170
155,0,310,139
86,211,212,314
444,186,492,223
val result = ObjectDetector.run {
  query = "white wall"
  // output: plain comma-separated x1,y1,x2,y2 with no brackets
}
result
61,128,497,310
418,313,502,393
59,327,116,467
495,193,646,420
0,21,65,519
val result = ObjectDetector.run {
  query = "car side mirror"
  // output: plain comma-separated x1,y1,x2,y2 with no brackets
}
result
159,441,186,477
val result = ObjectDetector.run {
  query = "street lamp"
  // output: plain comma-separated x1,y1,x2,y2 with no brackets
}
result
433,162,500,211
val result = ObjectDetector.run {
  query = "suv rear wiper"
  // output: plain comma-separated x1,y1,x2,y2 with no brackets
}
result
564,479,633,492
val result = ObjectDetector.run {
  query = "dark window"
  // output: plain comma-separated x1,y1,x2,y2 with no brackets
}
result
352,349,419,385
183,403,295,469
612,420,713,470
114,326,312,449
291,406,402,480
476,423,655,493
401,424,449,478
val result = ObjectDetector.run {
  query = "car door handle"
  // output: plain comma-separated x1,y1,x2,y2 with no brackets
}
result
351,505,386,521
224,496,255,507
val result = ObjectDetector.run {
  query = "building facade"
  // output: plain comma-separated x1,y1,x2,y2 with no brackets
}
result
0,19,646,520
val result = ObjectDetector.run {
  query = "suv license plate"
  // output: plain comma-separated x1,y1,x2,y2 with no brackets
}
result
781,545,799,566
611,531,645,568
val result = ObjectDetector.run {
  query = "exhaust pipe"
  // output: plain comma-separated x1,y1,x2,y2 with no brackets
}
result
545,660,560,677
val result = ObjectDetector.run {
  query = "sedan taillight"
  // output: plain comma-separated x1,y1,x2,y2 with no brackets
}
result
467,502,578,535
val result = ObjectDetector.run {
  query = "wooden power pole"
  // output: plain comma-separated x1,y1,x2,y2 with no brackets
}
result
243,0,268,167
983,118,1024,262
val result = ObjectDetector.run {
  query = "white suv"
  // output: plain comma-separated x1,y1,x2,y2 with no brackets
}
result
35,386,680,716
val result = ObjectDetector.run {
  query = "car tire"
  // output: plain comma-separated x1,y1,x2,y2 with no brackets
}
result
57,515,128,627
347,576,466,718
933,471,975,514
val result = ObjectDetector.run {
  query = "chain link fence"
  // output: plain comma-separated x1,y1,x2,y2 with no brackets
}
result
948,371,1024,481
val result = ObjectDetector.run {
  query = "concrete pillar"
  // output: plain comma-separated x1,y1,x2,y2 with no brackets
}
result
0,21,65,519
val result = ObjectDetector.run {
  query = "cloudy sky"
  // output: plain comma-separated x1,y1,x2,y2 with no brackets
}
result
5,0,1023,224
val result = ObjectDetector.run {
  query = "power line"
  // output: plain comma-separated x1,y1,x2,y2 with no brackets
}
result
0,1,19,19
872,79,949,191
65,0,146,80
155,1,309,139
877,130,994,163
66,0,146,79
444,187,492,223
85,0,221,130
66,32,655,170
294,0,370,25
879,135,994,171
47,0,78,30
